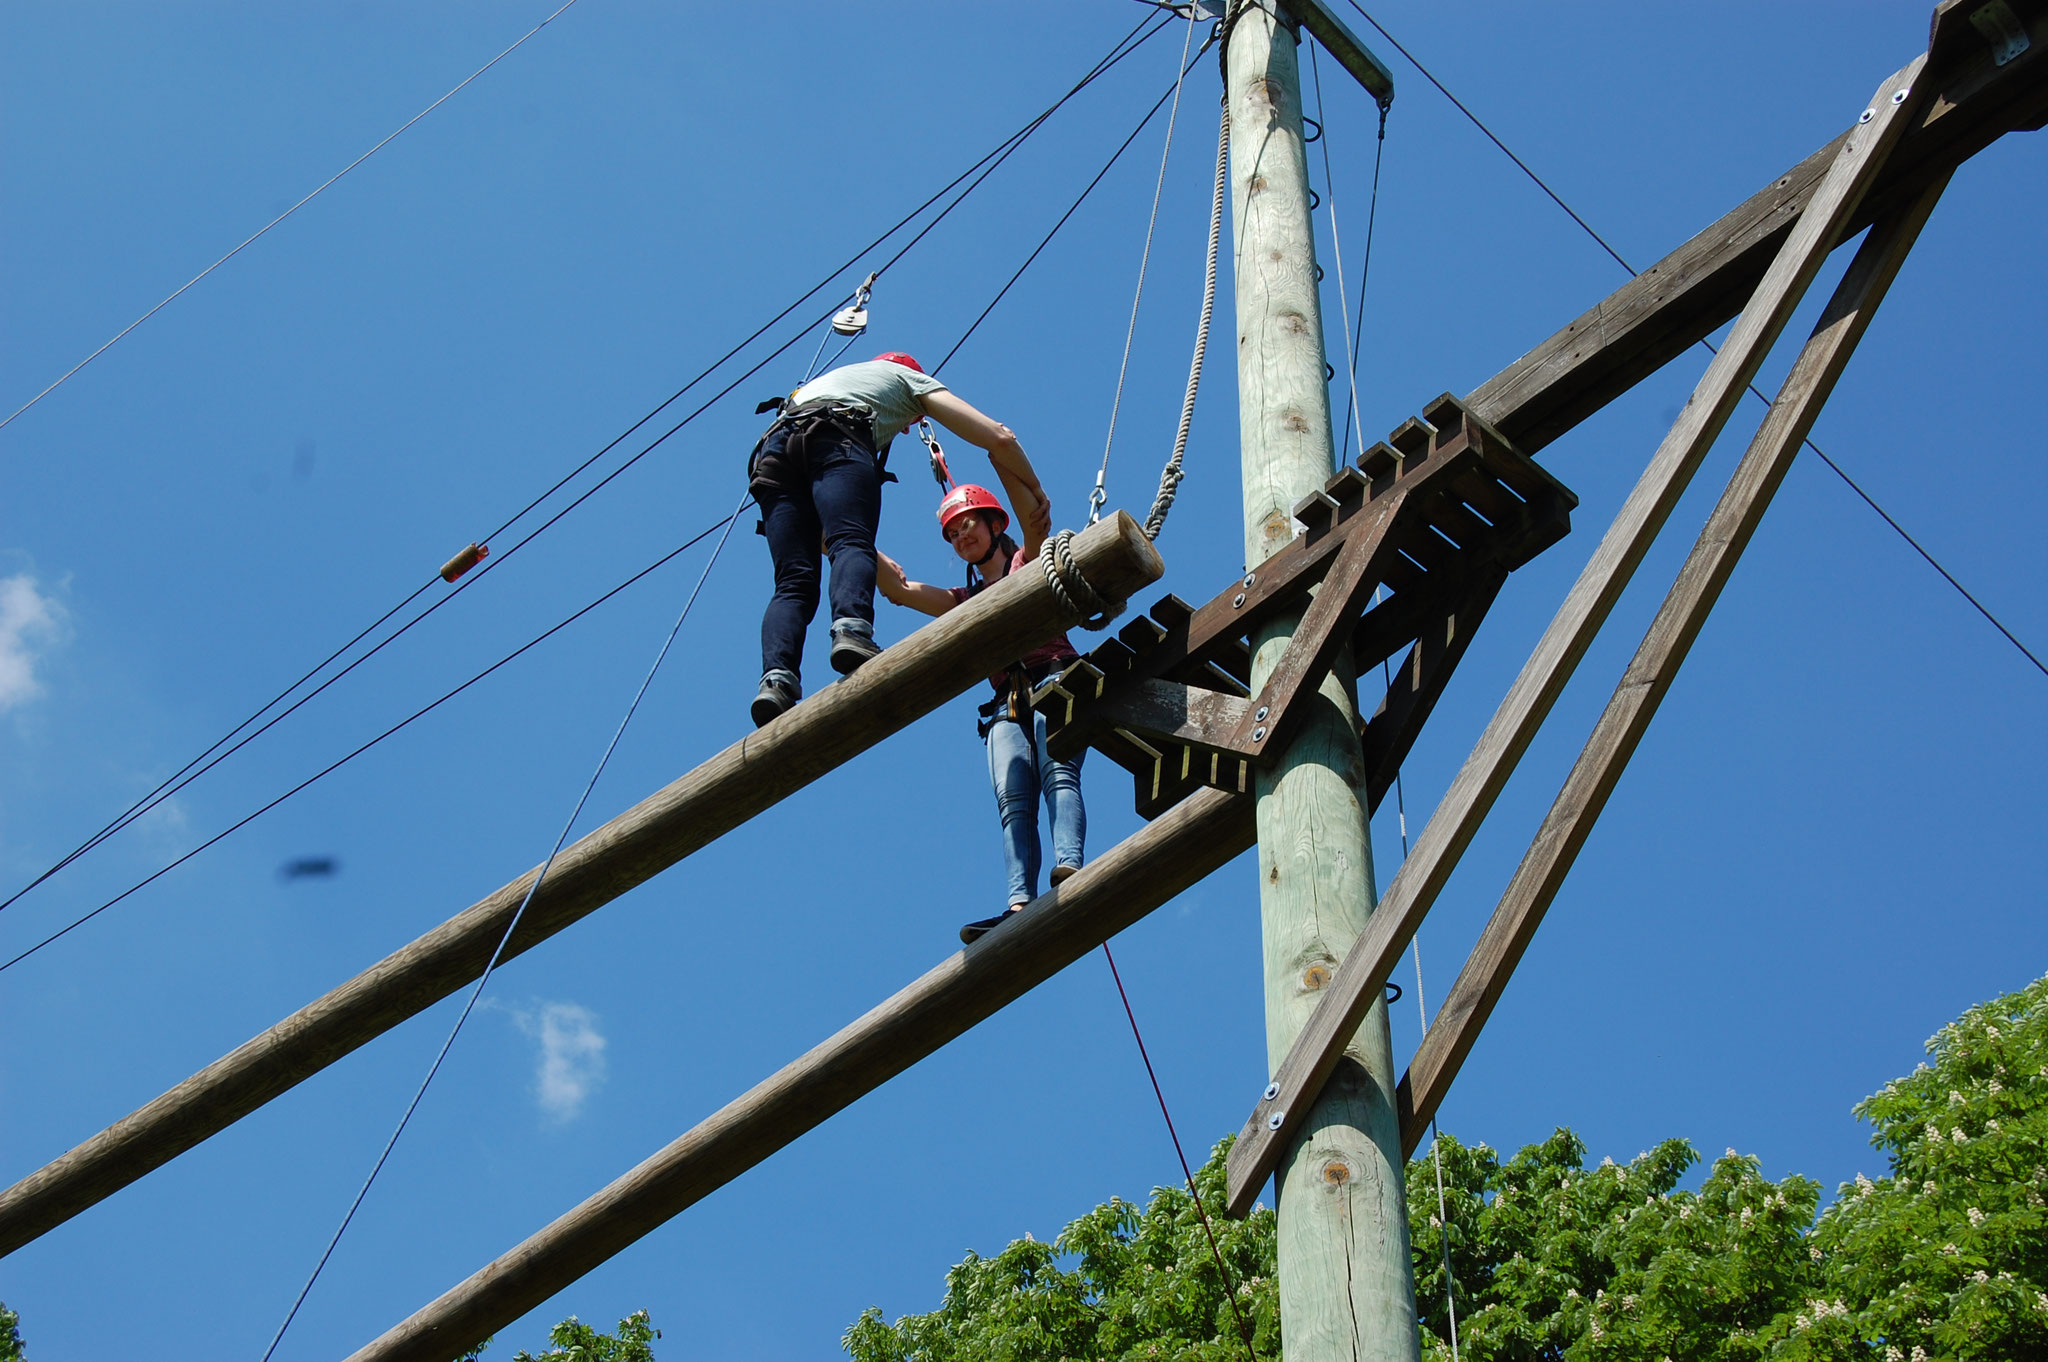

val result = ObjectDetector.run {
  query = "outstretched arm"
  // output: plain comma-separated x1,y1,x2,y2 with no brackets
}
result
876,548,957,619
920,389,1054,551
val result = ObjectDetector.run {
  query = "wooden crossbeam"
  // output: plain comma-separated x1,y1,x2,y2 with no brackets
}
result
1397,172,1955,1157
0,515,1165,1259
1223,56,1931,1219
1464,0,2046,456
341,787,1258,1362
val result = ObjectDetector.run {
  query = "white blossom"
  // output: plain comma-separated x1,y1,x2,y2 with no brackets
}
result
1967,1207,1986,1226
1950,1089,1966,1104
1951,1127,1969,1144
1973,1270,1990,1285
1856,1173,1875,1195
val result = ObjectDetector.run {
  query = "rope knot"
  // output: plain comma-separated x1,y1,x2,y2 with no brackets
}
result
1039,530,1122,631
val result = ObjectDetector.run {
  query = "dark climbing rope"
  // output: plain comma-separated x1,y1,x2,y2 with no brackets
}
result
0,505,749,975
258,490,753,1360
1342,0,2045,683
1102,943,1261,1362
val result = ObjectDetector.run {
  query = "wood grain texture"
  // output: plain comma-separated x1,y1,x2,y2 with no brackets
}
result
0,514,1163,1258
1229,8,1421,1359
1397,175,1952,1156
1463,7,2046,455
343,788,1258,1362
1226,56,1931,1218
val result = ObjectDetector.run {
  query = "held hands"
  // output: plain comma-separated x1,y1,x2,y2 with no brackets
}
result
875,548,911,601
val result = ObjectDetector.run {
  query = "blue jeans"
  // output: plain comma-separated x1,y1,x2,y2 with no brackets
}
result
758,429,883,686
987,708,1086,908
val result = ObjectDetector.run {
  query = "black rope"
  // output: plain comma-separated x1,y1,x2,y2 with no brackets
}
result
0,13,1175,924
0,506,748,975
1342,0,2046,682
1102,944,1260,1362
935,36,1213,374
259,490,753,1360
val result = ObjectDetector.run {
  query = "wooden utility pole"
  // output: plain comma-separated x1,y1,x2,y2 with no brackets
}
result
1225,4,1419,1358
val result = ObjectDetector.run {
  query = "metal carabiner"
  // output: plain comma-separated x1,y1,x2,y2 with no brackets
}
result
920,419,951,489
1086,468,1108,525
832,271,878,337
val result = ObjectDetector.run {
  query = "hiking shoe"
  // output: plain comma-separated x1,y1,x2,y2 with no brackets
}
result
829,628,883,675
1050,863,1080,886
750,675,799,728
960,907,1021,944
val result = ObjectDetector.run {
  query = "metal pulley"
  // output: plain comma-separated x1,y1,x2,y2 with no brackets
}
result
919,418,951,490
831,272,878,336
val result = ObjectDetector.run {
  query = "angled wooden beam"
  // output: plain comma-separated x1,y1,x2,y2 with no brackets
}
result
1398,172,1954,1156
341,787,1257,1362
0,514,1164,1259
1464,0,2046,455
1223,57,1930,1218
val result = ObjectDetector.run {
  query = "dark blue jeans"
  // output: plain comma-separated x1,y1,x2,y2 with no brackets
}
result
758,428,883,686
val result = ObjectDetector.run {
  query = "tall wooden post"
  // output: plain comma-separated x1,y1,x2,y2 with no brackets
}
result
1226,4,1419,1359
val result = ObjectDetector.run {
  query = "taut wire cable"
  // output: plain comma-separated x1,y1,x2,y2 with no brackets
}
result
0,0,587,434
1342,0,2045,682
0,505,748,974
1308,44,1460,1358
258,488,754,1359
1091,3,1203,524
0,14,1175,922
1102,943,1260,1362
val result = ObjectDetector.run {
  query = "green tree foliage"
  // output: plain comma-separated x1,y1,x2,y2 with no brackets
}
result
0,1302,23,1362
1785,973,2048,1361
1409,1132,1822,1360
843,1143,1277,1362
847,975,2048,1362
461,1310,661,1362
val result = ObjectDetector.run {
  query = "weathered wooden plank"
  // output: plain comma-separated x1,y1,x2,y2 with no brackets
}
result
1463,6,2046,454
0,514,1165,1258
1224,57,1930,1219
343,787,1259,1362
1362,571,1505,814
1397,174,1953,1156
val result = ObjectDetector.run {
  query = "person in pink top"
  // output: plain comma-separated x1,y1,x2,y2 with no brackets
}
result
877,484,1086,943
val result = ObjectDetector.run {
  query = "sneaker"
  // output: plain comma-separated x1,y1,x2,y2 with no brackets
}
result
1050,863,1080,886
750,675,799,728
959,906,1021,944
829,628,883,675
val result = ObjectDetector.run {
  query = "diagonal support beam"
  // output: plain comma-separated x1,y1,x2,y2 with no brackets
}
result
341,788,1258,1362
0,515,1164,1259
1362,570,1506,814
1397,173,1954,1156
1223,56,1930,1218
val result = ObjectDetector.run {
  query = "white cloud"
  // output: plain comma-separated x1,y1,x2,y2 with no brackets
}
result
513,1001,608,1123
0,574,63,712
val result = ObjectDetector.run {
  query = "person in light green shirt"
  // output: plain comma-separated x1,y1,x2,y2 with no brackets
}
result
746,352,1053,727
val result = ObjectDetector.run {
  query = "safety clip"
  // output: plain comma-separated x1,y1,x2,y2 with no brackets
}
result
832,272,878,336
920,419,951,490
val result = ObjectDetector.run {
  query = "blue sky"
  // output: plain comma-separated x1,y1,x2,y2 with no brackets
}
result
1,2,2042,1357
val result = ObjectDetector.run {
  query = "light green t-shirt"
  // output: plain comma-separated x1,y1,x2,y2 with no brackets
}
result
790,360,949,450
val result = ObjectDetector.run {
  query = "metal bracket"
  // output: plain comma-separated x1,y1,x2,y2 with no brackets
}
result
1971,0,2031,64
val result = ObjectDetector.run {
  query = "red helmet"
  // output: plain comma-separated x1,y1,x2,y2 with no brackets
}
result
873,351,924,373
937,483,1008,539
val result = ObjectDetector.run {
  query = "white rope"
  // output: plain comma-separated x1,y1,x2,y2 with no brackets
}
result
1090,2,1202,524
1141,98,1225,543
